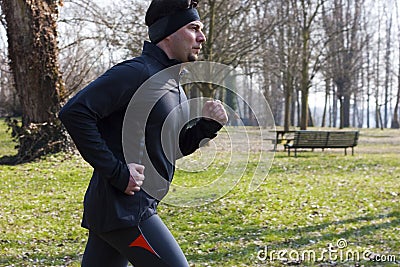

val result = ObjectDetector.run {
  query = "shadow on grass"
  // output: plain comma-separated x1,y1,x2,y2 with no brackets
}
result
0,154,19,165
279,211,400,245
186,211,400,265
274,149,355,158
1,212,398,266
0,253,81,266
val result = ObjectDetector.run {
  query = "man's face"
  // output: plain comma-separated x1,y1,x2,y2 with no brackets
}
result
167,21,206,62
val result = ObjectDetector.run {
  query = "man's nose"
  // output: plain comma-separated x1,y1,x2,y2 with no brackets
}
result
197,30,206,43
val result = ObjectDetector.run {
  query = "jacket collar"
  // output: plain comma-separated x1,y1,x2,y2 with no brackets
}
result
142,41,181,67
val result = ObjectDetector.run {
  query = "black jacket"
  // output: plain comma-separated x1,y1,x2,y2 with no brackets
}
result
59,41,222,232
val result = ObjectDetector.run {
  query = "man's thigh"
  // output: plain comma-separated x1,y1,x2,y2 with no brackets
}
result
82,215,188,267
81,230,128,267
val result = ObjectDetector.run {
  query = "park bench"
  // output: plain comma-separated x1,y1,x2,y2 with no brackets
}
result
271,130,296,151
284,130,359,157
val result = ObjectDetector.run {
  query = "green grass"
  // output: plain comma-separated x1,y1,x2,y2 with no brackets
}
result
0,119,399,266
0,119,17,157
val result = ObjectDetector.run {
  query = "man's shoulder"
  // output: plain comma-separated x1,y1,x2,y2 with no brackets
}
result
115,56,146,72
114,54,163,78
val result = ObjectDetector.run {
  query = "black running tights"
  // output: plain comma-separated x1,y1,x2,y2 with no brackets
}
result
81,214,188,267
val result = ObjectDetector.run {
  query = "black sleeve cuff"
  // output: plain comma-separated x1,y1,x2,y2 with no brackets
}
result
198,118,223,138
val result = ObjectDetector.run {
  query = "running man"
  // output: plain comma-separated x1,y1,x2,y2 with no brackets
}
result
59,0,228,266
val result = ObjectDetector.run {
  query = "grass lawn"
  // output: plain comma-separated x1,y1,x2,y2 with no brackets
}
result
0,119,399,266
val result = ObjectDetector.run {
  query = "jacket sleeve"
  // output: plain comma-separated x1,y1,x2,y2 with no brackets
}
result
178,118,223,157
59,63,143,192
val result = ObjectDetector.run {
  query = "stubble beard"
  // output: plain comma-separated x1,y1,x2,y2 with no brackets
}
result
188,53,198,62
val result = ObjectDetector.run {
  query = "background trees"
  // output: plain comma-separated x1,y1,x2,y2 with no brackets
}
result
322,0,365,129
0,0,399,160
0,25,18,117
258,0,399,130
58,0,148,98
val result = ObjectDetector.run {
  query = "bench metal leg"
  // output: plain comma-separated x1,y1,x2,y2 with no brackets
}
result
345,148,347,156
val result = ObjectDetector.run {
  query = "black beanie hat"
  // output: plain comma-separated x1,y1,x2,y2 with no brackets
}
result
145,0,200,44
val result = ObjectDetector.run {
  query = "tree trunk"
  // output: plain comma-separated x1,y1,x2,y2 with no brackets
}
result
1,0,69,163
384,12,392,128
374,2,382,129
284,87,292,132
299,0,309,130
391,5,400,129
296,90,301,127
343,94,351,128
204,0,215,63
365,23,371,128
392,89,400,129
291,91,297,127
321,78,329,127
332,85,338,127
298,0,323,130
299,27,309,130
307,105,314,127
356,69,364,128
339,97,344,129
300,87,309,130
375,101,380,129
391,43,400,129
281,2,291,132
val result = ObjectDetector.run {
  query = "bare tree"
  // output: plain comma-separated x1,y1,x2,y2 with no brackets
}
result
383,5,393,128
391,0,400,128
363,9,372,128
283,1,302,131
297,0,325,130
200,0,258,66
197,0,273,98
255,0,300,129
374,2,383,129
0,0,69,163
59,0,148,98
257,0,326,130
322,0,364,129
